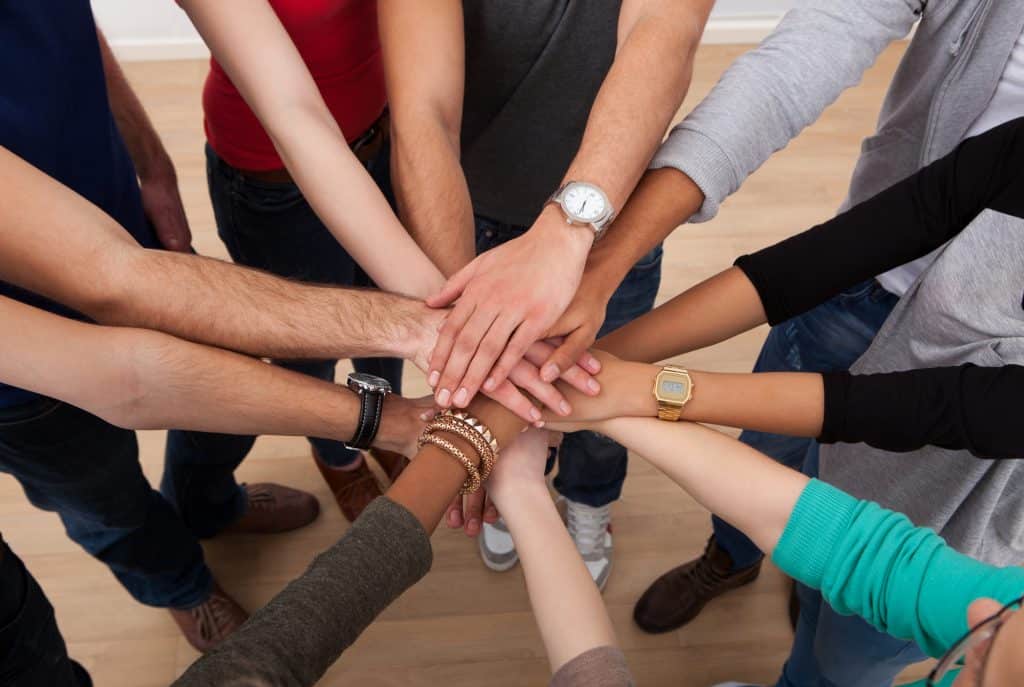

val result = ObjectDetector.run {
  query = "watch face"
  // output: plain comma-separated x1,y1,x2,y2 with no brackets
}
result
656,372,690,402
347,372,392,394
562,182,608,223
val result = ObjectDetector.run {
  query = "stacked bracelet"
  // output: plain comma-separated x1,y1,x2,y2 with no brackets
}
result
417,410,499,493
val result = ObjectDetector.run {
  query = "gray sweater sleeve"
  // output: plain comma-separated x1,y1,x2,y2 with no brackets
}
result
650,0,923,222
172,497,433,687
549,646,634,687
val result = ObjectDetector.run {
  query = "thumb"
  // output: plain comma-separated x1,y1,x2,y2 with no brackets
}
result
541,326,595,383
426,263,475,308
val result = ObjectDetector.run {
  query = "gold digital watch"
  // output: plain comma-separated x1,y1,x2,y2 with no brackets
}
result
653,365,694,421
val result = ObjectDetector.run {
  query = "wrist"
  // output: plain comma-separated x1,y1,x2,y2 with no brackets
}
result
618,362,660,417
532,204,595,259
488,479,549,515
374,395,422,457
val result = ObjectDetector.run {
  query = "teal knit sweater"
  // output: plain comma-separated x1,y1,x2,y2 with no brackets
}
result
773,480,1024,686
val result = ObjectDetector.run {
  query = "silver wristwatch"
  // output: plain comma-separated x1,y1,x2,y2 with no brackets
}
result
548,181,615,241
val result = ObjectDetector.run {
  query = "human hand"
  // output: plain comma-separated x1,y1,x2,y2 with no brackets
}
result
425,205,594,409
140,168,193,252
375,394,437,458
486,428,551,509
539,267,619,383
412,307,602,424
541,350,658,427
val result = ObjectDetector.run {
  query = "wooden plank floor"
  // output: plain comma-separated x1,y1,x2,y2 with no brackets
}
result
1,42,931,685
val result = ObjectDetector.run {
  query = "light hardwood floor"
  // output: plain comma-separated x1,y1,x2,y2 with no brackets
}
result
0,42,931,686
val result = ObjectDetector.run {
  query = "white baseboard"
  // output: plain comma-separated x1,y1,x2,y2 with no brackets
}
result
108,14,782,62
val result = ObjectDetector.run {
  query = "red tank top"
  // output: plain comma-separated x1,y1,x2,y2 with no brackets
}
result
202,0,385,171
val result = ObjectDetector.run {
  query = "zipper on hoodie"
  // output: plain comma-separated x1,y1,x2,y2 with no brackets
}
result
951,0,990,56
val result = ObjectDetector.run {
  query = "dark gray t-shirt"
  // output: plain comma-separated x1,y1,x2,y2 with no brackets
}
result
461,2,621,226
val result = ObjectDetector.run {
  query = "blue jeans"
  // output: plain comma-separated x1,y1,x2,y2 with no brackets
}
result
0,536,91,686
708,279,925,687
475,217,663,507
0,399,210,609
162,144,403,538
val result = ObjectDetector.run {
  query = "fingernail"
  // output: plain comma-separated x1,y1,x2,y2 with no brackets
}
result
541,363,560,382
420,411,431,421
586,357,602,373
587,378,601,394
468,519,480,534
559,400,571,416
530,407,542,422
428,371,440,387
448,512,459,526
534,420,545,428
453,387,469,406
483,377,496,391
437,388,451,406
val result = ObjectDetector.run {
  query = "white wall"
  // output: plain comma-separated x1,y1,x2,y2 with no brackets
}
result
92,0,799,61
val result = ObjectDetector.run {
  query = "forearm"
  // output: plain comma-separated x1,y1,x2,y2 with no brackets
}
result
599,417,807,552
96,28,174,183
598,267,765,362
390,123,476,276
388,396,524,531
180,0,444,297
498,484,617,672
583,168,704,298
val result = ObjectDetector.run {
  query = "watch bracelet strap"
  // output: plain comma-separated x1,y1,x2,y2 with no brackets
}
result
348,390,384,450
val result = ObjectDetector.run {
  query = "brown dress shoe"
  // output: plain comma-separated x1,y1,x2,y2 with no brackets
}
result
313,450,383,522
633,535,762,634
169,582,249,653
369,448,409,485
221,483,320,534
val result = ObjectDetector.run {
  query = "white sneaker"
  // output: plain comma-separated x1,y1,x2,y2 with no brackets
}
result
566,499,613,591
479,517,519,571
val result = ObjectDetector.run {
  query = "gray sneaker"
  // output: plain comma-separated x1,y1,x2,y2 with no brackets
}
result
479,517,519,571
566,499,613,591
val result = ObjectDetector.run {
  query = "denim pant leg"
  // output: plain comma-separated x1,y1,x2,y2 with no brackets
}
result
0,537,89,687
712,280,900,570
554,246,663,507
0,400,210,609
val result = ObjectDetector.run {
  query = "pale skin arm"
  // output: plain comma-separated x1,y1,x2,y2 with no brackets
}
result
177,0,444,298
425,0,714,407
0,295,428,456
486,430,620,673
96,27,192,253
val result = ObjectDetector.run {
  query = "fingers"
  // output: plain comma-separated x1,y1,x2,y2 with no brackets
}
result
484,379,543,425
425,262,474,308
427,300,475,392
462,488,486,537
483,318,544,395
435,307,499,407
482,492,500,524
445,494,464,529
524,340,599,397
540,325,599,383
508,359,570,418
456,314,519,405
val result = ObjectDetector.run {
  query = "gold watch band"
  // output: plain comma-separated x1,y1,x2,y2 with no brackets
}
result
654,365,693,422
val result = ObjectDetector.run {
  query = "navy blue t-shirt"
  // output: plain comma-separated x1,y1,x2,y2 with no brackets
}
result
0,1,160,407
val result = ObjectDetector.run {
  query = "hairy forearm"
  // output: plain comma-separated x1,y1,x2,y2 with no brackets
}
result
498,484,617,672
390,124,476,276
600,417,807,553
96,28,173,182
598,267,766,362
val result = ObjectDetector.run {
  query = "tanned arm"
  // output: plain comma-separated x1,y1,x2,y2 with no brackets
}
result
96,27,193,253
0,295,427,455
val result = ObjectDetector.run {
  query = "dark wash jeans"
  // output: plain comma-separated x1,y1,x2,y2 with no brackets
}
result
0,399,210,609
475,218,663,507
0,537,91,686
162,144,403,538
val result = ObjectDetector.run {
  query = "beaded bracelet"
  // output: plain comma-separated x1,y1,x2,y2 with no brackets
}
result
428,415,496,481
417,433,482,494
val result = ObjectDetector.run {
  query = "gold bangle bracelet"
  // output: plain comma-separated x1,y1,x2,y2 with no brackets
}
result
417,432,482,494
441,409,500,457
427,417,495,482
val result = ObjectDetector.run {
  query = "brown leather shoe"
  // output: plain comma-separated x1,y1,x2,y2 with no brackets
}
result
169,582,249,653
633,535,762,633
369,448,409,485
221,483,320,534
313,450,383,522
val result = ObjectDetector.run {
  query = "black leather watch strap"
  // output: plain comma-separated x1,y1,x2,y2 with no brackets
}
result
346,389,385,451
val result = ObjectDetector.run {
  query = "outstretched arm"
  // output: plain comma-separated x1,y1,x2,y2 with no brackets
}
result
177,0,445,297
600,117,1024,362
0,295,426,455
